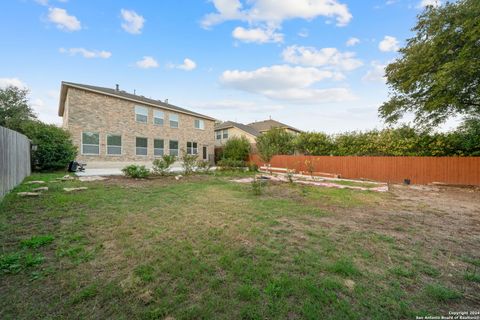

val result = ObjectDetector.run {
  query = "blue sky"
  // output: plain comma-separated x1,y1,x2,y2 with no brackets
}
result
1,0,451,133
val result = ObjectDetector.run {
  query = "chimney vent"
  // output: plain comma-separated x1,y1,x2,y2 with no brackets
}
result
165,99,169,104
115,84,119,91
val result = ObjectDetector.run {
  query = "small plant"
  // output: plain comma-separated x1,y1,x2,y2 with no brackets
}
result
305,159,315,178
248,163,258,172
424,284,462,301
251,176,265,196
21,235,55,249
196,160,212,173
181,150,198,175
121,164,150,179
286,169,295,183
152,155,176,176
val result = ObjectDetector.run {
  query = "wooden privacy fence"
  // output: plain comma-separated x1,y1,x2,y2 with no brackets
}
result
249,154,480,185
0,126,31,197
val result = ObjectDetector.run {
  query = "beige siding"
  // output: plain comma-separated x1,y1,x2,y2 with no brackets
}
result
64,88,215,162
214,127,257,146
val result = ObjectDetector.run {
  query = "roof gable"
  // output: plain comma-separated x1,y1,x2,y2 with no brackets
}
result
247,119,302,133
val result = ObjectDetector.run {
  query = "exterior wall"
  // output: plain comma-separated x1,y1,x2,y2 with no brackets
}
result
214,127,257,146
64,88,215,163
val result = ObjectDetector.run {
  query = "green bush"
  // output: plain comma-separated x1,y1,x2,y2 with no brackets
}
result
196,159,212,173
121,164,150,179
180,150,197,175
222,136,251,161
256,127,295,162
21,120,77,171
217,159,246,169
152,155,176,176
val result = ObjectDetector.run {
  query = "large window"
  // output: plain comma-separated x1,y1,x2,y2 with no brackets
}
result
82,132,99,155
222,129,228,139
169,140,179,157
187,141,198,155
135,106,148,123
169,113,179,128
216,131,221,140
136,137,148,156
107,134,122,155
154,139,164,156
153,110,164,126
194,119,204,130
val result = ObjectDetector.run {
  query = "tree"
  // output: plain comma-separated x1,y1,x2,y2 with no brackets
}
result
22,121,77,171
256,127,295,162
222,136,251,161
0,86,36,131
379,0,480,126
294,132,334,155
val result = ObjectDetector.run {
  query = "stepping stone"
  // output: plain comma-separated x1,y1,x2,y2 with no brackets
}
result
57,175,75,181
32,187,49,192
17,192,41,197
78,176,107,182
25,181,45,184
63,187,88,192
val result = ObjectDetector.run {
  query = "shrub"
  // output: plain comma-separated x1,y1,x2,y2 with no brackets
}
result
251,176,265,196
256,127,295,163
424,284,462,301
248,163,258,172
21,120,77,171
152,155,176,176
180,150,197,175
121,164,150,179
196,159,212,173
217,159,245,170
222,136,251,161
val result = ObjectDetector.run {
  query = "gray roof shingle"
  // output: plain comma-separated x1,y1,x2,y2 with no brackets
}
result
214,121,260,137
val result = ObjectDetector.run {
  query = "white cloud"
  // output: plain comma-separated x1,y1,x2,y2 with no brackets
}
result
35,0,49,6
298,28,309,38
120,9,145,34
202,0,352,28
346,37,360,47
48,7,81,31
362,61,387,82
418,0,441,8
220,64,355,103
232,26,283,43
282,45,363,71
59,48,112,59
136,56,159,69
177,58,197,71
378,35,400,52
0,78,27,89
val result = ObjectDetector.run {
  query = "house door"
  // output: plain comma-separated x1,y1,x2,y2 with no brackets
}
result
202,146,208,160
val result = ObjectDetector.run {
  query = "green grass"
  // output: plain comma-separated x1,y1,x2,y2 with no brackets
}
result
327,179,381,189
0,172,475,319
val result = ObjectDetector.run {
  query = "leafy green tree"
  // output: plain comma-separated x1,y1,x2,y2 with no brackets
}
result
222,136,251,161
256,127,295,162
0,86,36,131
21,121,77,171
379,0,480,126
294,132,334,155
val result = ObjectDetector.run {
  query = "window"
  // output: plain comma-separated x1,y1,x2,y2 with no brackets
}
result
135,106,148,123
222,129,228,139
202,146,208,160
216,131,221,140
194,119,204,130
187,141,198,155
107,134,122,155
154,139,164,156
153,110,164,126
82,132,99,155
169,113,179,128
169,140,179,157
136,137,148,156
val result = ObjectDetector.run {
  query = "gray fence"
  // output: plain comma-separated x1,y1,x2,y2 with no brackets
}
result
0,126,31,197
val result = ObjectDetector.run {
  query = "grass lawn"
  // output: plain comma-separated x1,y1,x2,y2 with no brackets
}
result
1,172,479,319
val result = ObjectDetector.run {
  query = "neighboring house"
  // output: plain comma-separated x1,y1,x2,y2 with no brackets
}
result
214,119,301,146
58,82,216,163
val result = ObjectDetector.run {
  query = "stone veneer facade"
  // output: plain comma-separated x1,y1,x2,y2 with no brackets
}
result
62,87,215,163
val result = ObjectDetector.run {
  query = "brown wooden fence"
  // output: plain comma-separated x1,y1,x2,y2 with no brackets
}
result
0,126,31,197
249,154,480,185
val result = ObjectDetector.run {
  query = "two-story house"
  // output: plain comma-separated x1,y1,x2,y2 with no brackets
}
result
58,82,216,165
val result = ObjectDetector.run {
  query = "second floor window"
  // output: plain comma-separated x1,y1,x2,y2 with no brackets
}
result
216,131,221,140
135,106,148,123
136,137,148,156
153,110,164,126
169,114,179,128
194,119,204,130
223,129,228,139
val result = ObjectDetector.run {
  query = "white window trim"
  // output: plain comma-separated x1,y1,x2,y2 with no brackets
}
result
169,139,179,157
153,110,164,126
187,141,198,155
154,138,165,157
106,134,122,156
169,113,179,128
81,132,100,156
135,106,148,124
194,119,205,130
135,137,148,156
